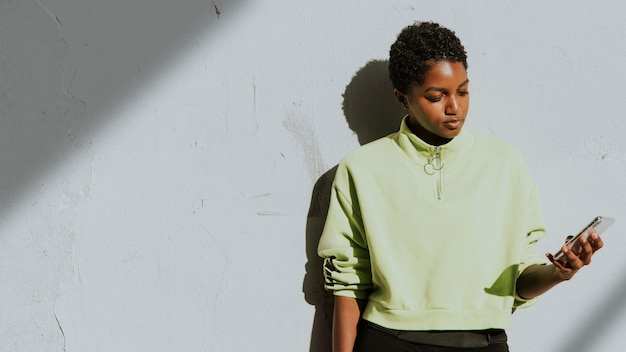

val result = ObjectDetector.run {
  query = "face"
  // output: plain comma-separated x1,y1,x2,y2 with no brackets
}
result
395,61,469,145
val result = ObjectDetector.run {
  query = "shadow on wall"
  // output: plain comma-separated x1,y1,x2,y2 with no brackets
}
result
303,59,405,352
0,0,247,222
557,269,626,352
342,59,406,145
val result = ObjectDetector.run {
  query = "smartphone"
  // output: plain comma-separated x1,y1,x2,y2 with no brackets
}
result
552,216,615,264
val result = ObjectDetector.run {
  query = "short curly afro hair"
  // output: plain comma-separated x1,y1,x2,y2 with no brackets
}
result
389,22,467,94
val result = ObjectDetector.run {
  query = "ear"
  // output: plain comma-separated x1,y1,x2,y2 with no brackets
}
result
394,89,407,109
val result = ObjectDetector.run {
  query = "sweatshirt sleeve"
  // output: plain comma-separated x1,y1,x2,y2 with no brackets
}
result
514,183,549,308
317,165,372,299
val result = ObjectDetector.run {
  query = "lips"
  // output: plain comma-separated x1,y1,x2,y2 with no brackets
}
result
443,118,463,129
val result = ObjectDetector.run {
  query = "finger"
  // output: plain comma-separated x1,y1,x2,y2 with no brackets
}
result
546,252,574,277
553,260,572,273
589,231,604,251
562,245,584,270
546,252,564,269
578,236,594,265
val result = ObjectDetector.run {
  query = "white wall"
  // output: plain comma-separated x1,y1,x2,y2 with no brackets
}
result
1,0,625,351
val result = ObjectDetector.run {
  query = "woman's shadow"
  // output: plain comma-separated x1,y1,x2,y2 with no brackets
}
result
302,59,405,352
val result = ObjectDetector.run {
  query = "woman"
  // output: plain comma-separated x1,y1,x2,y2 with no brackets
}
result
317,22,603,352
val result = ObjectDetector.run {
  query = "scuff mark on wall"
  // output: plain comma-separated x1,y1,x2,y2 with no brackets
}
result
253,75,257,117
22,2,92,351
212,1,221,19
54,313,67,352
202,225,230,327
35,0,89,117
283,103,327,183
192,197,209,214
257,210,281,216
35,0,63,29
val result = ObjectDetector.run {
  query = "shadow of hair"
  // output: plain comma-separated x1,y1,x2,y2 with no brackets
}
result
303,59,405,352
343,59,406,145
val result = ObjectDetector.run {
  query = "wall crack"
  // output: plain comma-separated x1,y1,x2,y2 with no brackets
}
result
54,313,67,352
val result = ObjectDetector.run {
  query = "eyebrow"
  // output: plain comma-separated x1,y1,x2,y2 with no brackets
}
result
424,79,470,93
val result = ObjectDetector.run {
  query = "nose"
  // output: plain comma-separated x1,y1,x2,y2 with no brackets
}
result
445,96,459,115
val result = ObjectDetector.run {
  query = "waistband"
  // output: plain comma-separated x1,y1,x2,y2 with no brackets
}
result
362,320,508,348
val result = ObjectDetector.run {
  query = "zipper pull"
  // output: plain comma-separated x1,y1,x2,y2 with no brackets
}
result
424,147,444,175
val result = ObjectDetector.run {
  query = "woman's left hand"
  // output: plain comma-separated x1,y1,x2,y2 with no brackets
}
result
546,231,604,280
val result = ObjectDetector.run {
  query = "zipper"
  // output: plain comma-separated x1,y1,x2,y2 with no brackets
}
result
424,146,444,201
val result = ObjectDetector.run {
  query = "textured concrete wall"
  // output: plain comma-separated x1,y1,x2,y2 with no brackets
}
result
1,1,625,351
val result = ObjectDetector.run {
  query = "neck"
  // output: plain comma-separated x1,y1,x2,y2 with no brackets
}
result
407,119,453,146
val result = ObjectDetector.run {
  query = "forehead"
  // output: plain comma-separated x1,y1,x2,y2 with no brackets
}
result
420,61,468,88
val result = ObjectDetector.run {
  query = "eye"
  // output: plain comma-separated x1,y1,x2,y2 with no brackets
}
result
457,90,469,97
425,95,443,103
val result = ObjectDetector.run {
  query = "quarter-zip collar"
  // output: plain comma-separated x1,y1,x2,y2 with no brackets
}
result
392,117,475,202
392,116,474,168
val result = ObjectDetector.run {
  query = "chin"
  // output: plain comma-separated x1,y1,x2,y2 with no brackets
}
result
442,129,462,139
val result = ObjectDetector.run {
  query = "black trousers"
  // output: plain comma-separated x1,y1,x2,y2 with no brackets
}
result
353,322,510,352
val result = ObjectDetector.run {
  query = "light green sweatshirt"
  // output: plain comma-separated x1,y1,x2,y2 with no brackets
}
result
318,118,547,331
